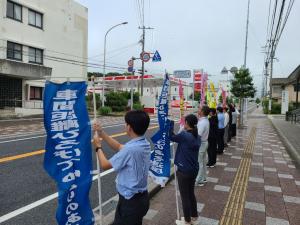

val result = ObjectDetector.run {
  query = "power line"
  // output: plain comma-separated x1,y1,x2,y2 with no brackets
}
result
0,46,128,72
0,37,129,68
89,42,139,60
273,0,286,49
277,0,295,45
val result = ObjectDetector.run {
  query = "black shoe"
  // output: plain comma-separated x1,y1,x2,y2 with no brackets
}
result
207,163,216,168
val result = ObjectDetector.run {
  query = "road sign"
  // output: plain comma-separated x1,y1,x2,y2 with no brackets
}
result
128,59,134,67
173,70,191,78
152,50,161,62
140,52,151,62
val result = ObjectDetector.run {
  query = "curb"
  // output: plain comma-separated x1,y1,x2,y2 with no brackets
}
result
268,116,300,168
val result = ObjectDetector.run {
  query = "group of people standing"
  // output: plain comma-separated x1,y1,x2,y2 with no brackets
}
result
91,105,239,225
170,104,239,225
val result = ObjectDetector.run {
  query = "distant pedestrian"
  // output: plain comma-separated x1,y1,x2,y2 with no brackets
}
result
196,105,210,186
93,110,151,225
217,106,225,154
231,105,239,137
207,108,218,167
227,105,233,142
170,114,200,225
223,107,229,147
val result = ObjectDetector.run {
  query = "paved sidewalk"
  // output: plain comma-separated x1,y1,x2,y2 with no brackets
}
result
268,114,300,167
143,111,300,225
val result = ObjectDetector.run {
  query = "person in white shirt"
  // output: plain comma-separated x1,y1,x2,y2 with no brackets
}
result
196,105,210,186
231,104,239,137
223,106,229,147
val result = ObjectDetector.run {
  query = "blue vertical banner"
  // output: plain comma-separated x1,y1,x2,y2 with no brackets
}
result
43,81,94,225
149,74,171,187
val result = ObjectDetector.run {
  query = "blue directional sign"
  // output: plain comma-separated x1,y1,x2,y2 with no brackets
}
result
128,66,134,72
152,50,161,62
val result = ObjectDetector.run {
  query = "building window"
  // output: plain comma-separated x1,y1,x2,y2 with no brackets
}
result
7,41,22,61
293,84,300,92
272,86,282,94
28,9,43,29
30,86,43,100
29,47,43,64
6,0,22,22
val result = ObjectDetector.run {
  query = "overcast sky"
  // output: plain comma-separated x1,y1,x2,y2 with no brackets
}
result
76,0,300,92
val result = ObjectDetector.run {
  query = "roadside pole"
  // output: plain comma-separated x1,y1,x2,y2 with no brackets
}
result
168,71,180,219
172,144,180,220
91,76,103,225
128,58,135,110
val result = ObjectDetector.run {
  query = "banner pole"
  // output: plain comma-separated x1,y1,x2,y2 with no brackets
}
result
92,76,103,225
172,144,180,220
169,73,180,218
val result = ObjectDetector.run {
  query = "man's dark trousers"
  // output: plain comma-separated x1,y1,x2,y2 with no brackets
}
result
112,191,149,225
208,137,217,165
217,128,225,153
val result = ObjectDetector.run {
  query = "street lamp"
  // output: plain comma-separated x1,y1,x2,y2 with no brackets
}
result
102,22,128,107
221,66,238,80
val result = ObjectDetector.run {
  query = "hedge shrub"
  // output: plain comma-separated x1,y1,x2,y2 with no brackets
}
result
271,102,281,114
105,91,128,112
99,106,112,115
133,103,144,110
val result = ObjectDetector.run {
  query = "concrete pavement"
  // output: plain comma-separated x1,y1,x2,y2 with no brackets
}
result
268,114,300,167
142,110,300,225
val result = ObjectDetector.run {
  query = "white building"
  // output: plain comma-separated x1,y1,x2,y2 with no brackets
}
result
0,0,88,116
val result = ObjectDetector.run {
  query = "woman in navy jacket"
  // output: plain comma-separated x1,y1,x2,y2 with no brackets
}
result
170,114,201,225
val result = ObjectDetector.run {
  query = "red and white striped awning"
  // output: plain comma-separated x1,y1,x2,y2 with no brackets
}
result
87,74,189,94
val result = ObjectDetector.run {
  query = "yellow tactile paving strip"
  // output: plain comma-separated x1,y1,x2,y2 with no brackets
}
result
219,127,257,225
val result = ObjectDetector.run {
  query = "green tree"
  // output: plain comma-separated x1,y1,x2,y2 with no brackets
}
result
255,98,261,104
87,72,103,80
231,68,256,124
231,68,256,99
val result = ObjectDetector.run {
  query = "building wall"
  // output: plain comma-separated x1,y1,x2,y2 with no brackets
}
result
286,84,300,103
272,84,300,103
0,0,88,79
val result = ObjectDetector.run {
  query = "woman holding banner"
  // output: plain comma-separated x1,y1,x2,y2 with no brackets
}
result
170,114,201,225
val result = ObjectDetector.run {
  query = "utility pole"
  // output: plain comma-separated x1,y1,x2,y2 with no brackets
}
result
240,0,250,126
138,26,153,96
243,0,250,68
269,42,275,111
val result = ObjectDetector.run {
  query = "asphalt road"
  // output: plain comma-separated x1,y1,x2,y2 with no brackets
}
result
0,119,160,225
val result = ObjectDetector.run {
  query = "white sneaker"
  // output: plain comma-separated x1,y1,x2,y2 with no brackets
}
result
175,219,192,225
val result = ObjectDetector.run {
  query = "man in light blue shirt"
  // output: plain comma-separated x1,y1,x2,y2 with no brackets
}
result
93,110,151,225
217,106,225,154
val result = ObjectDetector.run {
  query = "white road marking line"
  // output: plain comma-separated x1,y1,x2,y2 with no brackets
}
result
0,136,46,144
0,118,43,122
0,168,115,223
0,121,159,144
